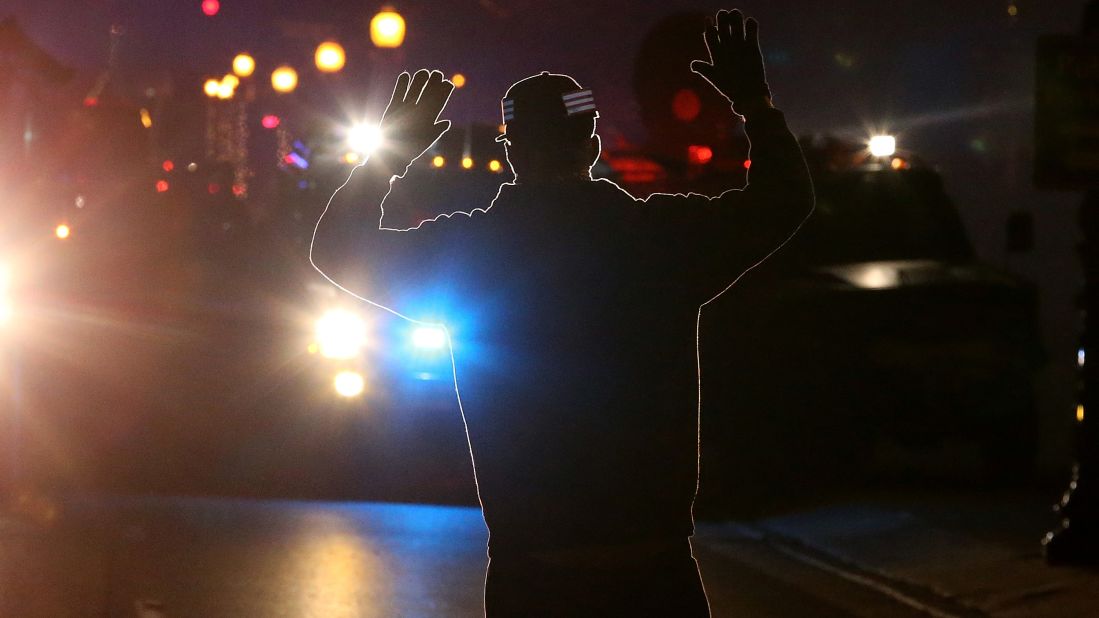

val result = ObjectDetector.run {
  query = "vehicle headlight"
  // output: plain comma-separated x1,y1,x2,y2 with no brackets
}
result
314,309,366,359
333,370,365,398
411,325,447,350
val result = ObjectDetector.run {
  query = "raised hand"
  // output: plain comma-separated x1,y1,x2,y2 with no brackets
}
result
374,69,455,173
690,9,771,114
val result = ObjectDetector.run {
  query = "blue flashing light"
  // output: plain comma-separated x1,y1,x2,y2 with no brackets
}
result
297,179,309,190
412,325,447,350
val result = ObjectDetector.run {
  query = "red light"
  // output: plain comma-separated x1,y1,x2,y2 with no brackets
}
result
688,145,713,165
82,96,98,107
207,183,221,194
155,180,169,193
672,89,702,122
162,160,174,172
232,183,247,197
261,114,280,129
201,0,220,16
743,159,752,169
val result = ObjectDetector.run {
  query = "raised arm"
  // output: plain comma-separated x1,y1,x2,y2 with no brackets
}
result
310,70,458,310
645,9,814,300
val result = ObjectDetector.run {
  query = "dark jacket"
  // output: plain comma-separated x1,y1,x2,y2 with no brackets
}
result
312,106,813,555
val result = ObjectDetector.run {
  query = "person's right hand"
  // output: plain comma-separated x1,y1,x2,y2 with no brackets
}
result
373,69,455,173
690,9,771,114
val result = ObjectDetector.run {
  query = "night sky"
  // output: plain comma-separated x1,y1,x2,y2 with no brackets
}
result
3,0,1094,462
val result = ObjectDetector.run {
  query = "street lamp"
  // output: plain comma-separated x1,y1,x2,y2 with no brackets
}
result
370,8,406,48
314,41,346,73
271,65,298,93
203,78,220,98
216,79,235,100
232,53,256,78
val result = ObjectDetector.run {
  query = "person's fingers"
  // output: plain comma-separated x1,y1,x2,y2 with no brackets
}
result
407,69,431,104
729,9,745,44
703,24,720,62
386,71,411,111
418,70,443,103
418,77,455,120
745,16,759,48
715,9,729,45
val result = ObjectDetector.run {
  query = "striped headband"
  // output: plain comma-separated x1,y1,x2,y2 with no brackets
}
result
501,89,597,122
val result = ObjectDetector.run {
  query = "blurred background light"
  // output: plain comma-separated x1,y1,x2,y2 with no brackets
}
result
370,9,406,48
412,325,447,350
314,41,346,73
315,309,366,359
271,66,298,93
232,53,256,77
334,371,365,398
347,124,383,155
868,135,896,157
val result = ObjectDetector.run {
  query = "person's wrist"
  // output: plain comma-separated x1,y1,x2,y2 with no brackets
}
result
733,94,774,118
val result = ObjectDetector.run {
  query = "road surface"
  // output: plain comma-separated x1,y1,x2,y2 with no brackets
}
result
1,495,967,617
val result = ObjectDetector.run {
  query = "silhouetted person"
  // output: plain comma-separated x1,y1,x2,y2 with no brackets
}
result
311,9,813,616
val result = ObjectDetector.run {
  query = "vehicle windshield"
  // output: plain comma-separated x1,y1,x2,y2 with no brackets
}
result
791,169,974,265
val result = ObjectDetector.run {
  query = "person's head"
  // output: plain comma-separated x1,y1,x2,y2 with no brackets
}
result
496,72,601,183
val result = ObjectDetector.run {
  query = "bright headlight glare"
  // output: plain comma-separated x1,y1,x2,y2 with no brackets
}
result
315,309,366,359
347,124,383,155
412,325,447,349
868,135,896,158
334,370,365,398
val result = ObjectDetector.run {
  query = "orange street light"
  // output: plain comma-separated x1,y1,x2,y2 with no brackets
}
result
203,78,220,97
271,65,298,93
232,53,256,77
370,8,406,48
314,41,346,73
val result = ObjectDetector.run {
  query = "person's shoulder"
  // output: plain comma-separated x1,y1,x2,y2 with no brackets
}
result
590,177,640,202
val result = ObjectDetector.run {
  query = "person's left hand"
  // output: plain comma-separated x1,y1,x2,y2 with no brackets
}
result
374,69,455,173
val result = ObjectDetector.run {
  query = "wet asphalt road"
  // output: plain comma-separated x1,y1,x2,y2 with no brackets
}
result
1,495,938,617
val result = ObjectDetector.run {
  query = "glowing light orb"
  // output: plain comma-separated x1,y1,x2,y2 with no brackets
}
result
315,309,366,359
432,155,446,168
451,73,466,88
55,223,71,239
271,66,298,93
461,156,473,170
203,78,220,97
370,9,406,48
868,135,896,157
201,0,220,17
232,54,256,78
261,114,280,129
314,41,346,73
334,371,365,398
488,159,502,172
347,124,383,155
412,325,447,349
